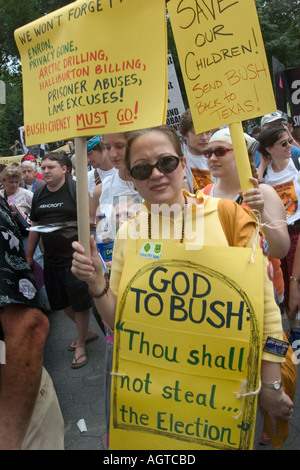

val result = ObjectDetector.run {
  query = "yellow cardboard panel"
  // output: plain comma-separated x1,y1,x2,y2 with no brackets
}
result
14,0,167,145
110,243,264,450
168,0,276,133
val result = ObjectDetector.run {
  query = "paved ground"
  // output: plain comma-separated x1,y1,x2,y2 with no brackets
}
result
43,308,107,450
43,309,300,451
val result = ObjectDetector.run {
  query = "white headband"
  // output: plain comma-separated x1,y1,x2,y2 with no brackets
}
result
209,128,258,151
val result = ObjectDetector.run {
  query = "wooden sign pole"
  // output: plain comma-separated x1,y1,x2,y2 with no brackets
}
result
74,136,91,258
229,121,254,194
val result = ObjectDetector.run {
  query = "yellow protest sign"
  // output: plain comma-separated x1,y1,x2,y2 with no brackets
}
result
168,0,276,133
109,241,263,450
14,0,167,146
0,155,24,165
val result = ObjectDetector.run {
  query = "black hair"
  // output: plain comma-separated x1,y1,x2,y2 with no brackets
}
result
257,127,288,157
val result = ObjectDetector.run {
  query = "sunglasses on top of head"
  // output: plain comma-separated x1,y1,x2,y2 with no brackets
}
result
280,138,293,147
129,155,180,180
203,147,233,159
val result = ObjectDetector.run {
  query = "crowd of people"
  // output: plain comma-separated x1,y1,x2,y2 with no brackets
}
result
0,109,300,450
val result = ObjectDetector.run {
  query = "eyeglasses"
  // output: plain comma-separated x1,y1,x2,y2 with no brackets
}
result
280,138,293,147
203,147,233,159
129,155,180,180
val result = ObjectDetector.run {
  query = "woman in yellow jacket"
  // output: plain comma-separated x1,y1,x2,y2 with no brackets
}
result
71,125,293,450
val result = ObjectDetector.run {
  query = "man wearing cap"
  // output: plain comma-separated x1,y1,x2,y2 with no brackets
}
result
22,155,43,180
261,112,286,130
21,157,45,193
86,135,115,222
86,135,115,197
255,112,300,168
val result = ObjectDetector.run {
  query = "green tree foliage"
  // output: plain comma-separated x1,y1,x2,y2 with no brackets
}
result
0,0,71,154
255,0,300,69
0,0,70,70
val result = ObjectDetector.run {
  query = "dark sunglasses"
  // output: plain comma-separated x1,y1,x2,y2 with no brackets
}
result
130,155,180,180
280,138,293,147
203,147,232,159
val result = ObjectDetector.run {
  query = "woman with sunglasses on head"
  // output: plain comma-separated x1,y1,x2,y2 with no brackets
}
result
71,125,293,449
258,127,300,311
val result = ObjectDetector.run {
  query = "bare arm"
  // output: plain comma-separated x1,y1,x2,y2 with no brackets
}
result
72,236,117,329
26,222,40,268
288,236,300,318
89,183,102,224
0,305,49,449
259,360,293,435
243,179,290,259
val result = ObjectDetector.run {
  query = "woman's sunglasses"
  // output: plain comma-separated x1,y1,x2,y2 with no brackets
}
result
280,138,293,147
203,147,232,159
129,155,180,180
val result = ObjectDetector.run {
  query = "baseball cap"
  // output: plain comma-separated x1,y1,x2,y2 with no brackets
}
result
209,127,258,152
23,154,36,162
87,135,102,152
260,112,284,127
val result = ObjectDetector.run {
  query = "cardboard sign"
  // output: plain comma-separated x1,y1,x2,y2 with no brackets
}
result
285,67,300,128
14,0,167,145
0,155,24,165
109,241,263,450
272,56,287,116
167,54,186,133
0,80,6,105
168,0,276,133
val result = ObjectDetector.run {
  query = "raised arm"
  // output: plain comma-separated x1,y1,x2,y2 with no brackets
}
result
243,179,290,259
71,235,117,330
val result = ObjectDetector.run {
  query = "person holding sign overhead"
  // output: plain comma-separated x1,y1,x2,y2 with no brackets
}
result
71,125,293,450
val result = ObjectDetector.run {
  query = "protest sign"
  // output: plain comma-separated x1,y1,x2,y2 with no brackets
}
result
15,0,168,253
167,54,186,134
285,67,300,128
14,0,168,146
0,80,5,105
272,56,287,116
0,155,24,165
168,0,277,192
167,0,276,132
109,242,263,450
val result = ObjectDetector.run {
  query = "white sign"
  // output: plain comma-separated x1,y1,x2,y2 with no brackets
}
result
0,80,6,105
0,340,6,364
167,54,185,133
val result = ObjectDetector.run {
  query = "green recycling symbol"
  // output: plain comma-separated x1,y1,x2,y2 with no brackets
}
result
143,243,151,254
153,243,162,255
